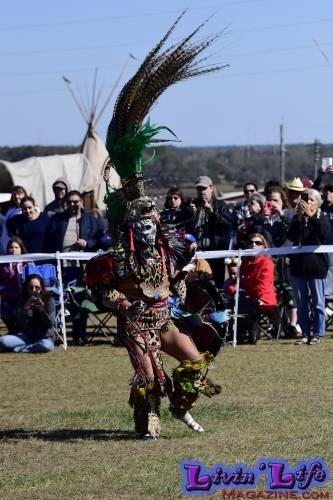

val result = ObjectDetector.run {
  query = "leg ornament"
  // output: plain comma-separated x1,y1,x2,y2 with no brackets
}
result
129,382,162,439
169,352,222,432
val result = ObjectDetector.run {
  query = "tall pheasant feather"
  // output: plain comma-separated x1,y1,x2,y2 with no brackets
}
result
104,11,228,235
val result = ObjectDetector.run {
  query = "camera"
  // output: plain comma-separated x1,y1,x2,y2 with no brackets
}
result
301,192,308,203
264,200,272,215
196,198,205,208
31,293,39,302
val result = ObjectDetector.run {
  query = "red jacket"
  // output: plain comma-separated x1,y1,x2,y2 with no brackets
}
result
240,255,277,309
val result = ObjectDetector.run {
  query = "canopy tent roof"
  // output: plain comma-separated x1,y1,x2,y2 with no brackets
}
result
0,153,101,210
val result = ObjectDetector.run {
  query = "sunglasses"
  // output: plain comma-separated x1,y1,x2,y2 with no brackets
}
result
244,189,255,193
249,240,264,246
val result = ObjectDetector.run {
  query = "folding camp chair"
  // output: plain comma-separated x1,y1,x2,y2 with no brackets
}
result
23,262,57,289
80,289,117,343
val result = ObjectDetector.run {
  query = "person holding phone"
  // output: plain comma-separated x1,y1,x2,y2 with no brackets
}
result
236,192,271,248
0,274,55,353
192,176,234,287
263,187,291,246
287,189,331,344
263,187,298,337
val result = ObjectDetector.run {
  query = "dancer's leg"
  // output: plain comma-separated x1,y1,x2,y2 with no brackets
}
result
161,324,221,432
122,326,162,439
161,324,200,361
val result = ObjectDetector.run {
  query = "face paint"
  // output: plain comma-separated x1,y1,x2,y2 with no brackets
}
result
133,218,157,246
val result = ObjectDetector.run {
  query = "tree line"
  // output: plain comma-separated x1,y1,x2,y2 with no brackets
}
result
1,142,332,193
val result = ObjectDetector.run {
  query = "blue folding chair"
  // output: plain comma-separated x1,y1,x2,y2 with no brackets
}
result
23,263,57,289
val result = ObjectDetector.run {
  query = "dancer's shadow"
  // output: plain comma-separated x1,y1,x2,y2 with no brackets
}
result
0,428,138,442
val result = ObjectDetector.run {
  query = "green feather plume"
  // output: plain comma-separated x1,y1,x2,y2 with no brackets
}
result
106,119,176,179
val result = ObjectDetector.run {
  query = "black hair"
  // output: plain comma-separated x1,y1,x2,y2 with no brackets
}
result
21,273,50,304
164,187,185,209
264,180,282,198
66,190,83,200
21,196,36,206
243,181,258,191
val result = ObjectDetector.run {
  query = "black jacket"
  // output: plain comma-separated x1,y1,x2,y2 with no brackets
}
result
193,197,234,250
160,205,195,234
287,212,331,278
18,296,56,342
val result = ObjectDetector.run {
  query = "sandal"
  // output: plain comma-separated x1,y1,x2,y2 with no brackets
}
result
309,337,321,345
295,337,308,345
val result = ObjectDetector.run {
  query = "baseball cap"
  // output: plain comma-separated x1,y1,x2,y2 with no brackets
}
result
53,181,67,190
195,176,213,188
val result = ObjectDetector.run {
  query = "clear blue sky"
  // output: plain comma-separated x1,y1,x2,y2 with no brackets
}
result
1,0,333,147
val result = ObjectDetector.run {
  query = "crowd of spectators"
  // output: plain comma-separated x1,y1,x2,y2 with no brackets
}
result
0,178,104,348
0,166,333,350
159,170,333,345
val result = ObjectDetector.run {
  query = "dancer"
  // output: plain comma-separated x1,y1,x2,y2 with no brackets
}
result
85,12,228,440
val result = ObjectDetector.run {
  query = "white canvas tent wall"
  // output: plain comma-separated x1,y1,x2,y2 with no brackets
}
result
80,124,120,209
0,153,100,210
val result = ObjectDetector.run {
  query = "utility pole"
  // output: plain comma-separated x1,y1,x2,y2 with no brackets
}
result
279,124,285,184
313,139,320,180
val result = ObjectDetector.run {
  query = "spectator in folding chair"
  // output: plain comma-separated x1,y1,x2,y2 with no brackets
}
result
0,236,27,333
237,233,279,344
45,190,100,345
0,274,55,353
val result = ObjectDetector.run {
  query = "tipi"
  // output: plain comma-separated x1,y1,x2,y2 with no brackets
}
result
63,62,134,209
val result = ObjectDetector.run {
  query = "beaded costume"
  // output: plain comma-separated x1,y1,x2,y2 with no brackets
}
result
85,12,228,439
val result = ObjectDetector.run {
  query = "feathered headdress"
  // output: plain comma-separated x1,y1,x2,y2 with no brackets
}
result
104,11,228,238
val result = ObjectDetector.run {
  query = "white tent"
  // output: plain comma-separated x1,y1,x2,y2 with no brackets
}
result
80,123,119,209
0,153,100,210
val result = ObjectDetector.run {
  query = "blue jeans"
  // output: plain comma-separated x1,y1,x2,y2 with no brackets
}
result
291,277,326,338
0,333,54,353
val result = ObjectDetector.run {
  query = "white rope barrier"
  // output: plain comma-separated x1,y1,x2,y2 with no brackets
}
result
195,244,333,260
0,244,332,265
0,252,98,350
1,245,332,350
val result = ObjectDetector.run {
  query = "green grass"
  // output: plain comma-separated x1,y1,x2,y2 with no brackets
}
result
1,337,332,499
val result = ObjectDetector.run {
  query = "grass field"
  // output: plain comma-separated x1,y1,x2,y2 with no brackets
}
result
1,335,332,500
